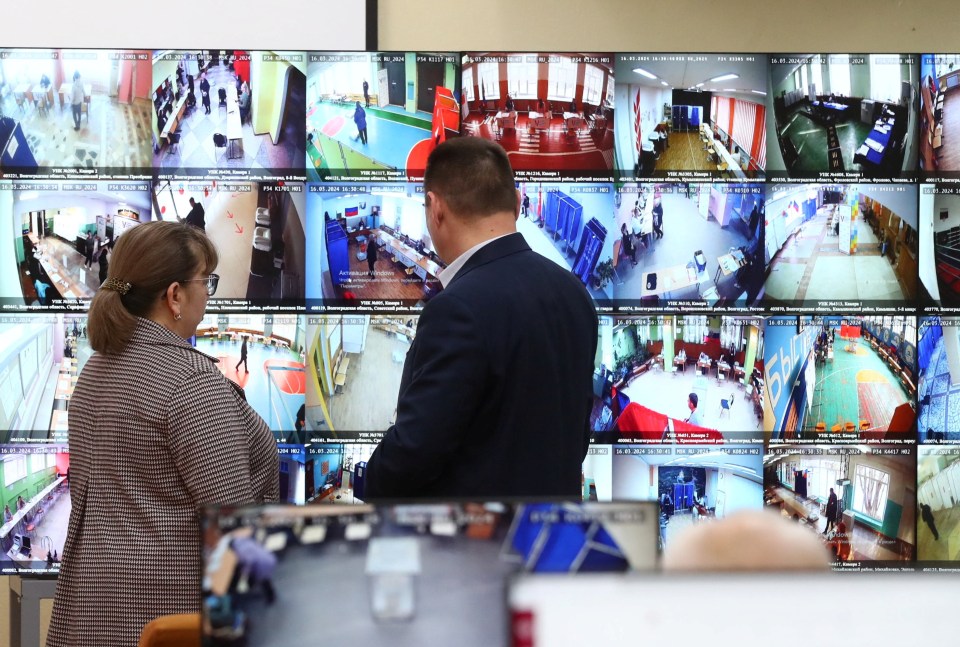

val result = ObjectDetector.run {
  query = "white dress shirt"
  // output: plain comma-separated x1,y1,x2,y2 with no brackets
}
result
437,233,514,288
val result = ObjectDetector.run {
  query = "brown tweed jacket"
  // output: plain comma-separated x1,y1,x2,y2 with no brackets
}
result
46,317,278,647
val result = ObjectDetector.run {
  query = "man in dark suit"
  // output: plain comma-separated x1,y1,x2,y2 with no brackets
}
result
182,198,206,232
364,137,597,499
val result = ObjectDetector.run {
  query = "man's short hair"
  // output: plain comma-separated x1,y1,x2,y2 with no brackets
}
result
423,138,517,219
689,393,698,408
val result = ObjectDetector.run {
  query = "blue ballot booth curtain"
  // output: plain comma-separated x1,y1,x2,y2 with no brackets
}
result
672,483,695,512
918,324,942,373
572,218,607,286
325,220,349,286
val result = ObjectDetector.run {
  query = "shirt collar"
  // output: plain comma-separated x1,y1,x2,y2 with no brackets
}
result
437,233,513,288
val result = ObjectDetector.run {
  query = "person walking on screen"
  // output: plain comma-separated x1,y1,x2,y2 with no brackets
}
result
70,71,85,131
83,231,95,268
366,235,379,278
363,79,370,107
238,82,251,123
199,72,211,114
921,503,940,541
97,246,109,286
685,393,702,427
235,336,249,373
364,138,598,499
824,487,839,535
353,101,368,145
181,197,206,232
652,197,664,239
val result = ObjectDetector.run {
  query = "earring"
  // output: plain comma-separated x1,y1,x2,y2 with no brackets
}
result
175,313,183,321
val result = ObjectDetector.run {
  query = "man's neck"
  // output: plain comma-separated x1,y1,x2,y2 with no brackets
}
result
441,213,517,265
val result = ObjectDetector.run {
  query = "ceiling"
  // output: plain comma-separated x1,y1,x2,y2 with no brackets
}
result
615,55,767,96
13,185,153,212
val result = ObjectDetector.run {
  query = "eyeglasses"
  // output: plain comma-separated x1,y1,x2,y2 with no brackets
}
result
180,274,219,296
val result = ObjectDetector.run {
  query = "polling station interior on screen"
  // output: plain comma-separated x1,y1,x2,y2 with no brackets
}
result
200,501,657,646
3,47,960,580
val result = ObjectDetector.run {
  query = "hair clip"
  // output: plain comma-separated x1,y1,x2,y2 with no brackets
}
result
101,278,132,295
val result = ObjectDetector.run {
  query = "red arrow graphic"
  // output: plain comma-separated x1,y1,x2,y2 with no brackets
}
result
227,210,234,219
235,223,243,234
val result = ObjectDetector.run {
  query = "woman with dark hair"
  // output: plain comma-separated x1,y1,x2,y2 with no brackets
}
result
47,221,278,647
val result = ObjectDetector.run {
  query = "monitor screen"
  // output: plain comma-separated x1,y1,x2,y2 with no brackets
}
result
202,501,658,646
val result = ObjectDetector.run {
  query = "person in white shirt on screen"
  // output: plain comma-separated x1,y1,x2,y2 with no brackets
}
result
685,392,702,426
71,71,85,131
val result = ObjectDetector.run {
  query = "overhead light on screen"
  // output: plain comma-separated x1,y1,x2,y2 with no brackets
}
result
709,73,739,82
633,67,657,79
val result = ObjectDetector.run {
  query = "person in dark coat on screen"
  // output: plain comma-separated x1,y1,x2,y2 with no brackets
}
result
364,138,598,499
97,246,109,286
182,197,206,232
824,487,838,535
921,503,940,541
353,101,368,145
47,221,278,647
235,335,249,373
366,235,379,277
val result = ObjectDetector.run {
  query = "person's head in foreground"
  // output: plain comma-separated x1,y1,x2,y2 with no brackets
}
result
662,509,831,571
88,220,218,354
422,137,519,265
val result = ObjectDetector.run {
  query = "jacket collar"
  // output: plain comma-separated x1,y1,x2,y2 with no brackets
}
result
446,232,530,287
131,317,220,363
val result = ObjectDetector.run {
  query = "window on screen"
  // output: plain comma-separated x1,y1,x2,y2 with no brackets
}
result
869,54,903,103
794,69,802,91
3,455,27,487
318,62,368,99
811,460,841,500
478,62,500,101
548,57,577,102
462,67,474,102
583,65,604,107
812,62,823,94
800,64,808,92
853,464,889,521
0,361,24,430
508,56,538,99
683,315,708,343
829,55,851,96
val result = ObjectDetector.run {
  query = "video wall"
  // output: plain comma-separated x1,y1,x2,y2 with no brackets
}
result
2,50,960,575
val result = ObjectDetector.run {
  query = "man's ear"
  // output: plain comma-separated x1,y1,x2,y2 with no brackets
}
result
426,190,444,228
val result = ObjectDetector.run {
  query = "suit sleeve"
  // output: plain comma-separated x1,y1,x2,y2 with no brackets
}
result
167,371,257,508
365,293,487,498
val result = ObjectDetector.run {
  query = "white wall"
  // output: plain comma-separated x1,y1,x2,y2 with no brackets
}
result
930,192,960,234
857,185,918,231
582,448,613,502
380,0,955,52
12,0,367,49
714,469,762,517
919,187,939,301
611,455,654,501
615,84,669,173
